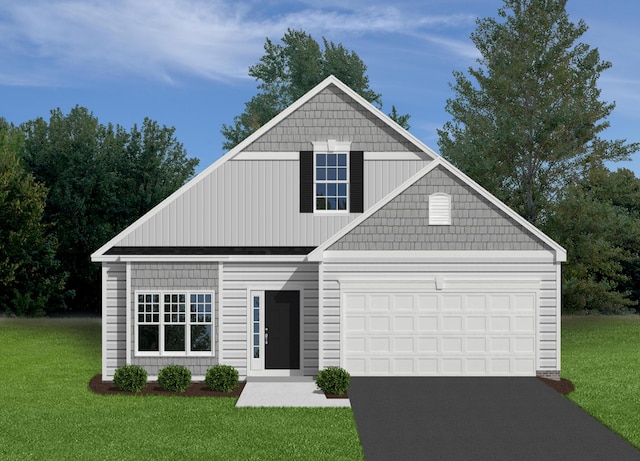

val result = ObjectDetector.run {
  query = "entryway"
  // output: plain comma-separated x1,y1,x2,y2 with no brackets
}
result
235,377,351,408
249,290,301,374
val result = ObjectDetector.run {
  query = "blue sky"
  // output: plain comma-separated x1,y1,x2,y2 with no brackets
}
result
1,0,638,174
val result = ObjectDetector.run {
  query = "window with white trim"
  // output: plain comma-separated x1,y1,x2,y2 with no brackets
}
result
429,193,452,225
315,152,349,211
136,291,214,356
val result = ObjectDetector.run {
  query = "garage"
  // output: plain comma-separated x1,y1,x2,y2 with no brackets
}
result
341,281,538,376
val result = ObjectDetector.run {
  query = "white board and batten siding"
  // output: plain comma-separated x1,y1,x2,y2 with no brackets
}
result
222,263,320,378
115,158,429,248
321,262,559,377
102,262,127,380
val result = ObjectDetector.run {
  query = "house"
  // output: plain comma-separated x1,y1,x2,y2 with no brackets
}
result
91,75,565,382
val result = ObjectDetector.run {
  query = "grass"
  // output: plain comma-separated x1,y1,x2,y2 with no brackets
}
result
562,315,640,449
0,318,363,460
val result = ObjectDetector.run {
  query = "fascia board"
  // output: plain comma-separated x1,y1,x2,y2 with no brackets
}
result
112,255,308,263
308,161,441,261
320,250,558,264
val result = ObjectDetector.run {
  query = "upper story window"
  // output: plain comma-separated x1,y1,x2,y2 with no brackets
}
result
315,152,348,211
300,141,363,214
429,193,452,225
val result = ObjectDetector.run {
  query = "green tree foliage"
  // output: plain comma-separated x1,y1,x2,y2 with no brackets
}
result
0,119,68,316
221,29,409,149
438,0,638,225
20,107,199,313
388,105,411,131
545,168,640,313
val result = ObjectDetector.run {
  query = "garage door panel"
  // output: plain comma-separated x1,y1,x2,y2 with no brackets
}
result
442,295,462,310
394,316,415,331
442,316,462,332
370,316,390,331
394,337,414,353
370,337,391,353
514,316,535,332
466,316,487,332
466,337,487,353
395,295,415,311
343,290,537,377
417,295,438,310
370,295,391,310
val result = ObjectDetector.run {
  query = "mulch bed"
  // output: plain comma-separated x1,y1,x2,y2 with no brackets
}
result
537,376,575,395
325,391,349,399
88,374,245,397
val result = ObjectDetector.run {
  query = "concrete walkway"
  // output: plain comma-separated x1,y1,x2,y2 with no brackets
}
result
236,378,351,408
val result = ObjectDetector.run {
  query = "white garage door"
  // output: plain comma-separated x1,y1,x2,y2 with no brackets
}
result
343,288,536,376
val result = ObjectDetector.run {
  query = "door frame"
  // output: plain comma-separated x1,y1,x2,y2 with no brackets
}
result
247,284,305,377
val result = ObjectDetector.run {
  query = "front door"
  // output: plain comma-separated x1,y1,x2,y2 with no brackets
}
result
265,291,300,369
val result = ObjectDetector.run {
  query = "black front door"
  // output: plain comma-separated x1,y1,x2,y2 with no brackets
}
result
265,291,300,369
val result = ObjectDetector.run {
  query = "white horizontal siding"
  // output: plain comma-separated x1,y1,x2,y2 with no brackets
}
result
222,263,319,377
103,263,126,380
321,261,560,374
117,159,429,247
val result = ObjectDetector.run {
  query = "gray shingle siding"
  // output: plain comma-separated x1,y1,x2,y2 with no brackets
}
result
329,165,550,251
244,84,424,153
130,263,219,377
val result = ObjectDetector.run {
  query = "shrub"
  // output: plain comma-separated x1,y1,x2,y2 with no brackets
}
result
157,364,191,393
113,365,147,393
316,367,350,395
205,364,240,392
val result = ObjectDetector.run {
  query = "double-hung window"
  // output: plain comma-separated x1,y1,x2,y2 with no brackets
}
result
315,152,348,211
300,141,363,214
136,290,214,356
313,140,351,212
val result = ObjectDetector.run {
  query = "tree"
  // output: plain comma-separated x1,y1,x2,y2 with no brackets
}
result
545,168,640,313
438,0,638,225
221,29,409,149
0,119,68,316
20,107,199,313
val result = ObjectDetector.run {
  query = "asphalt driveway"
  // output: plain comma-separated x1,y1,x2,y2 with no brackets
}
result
349,377,640,461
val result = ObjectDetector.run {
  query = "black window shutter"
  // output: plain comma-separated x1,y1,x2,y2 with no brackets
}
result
350,151,364,213
300,151,313,213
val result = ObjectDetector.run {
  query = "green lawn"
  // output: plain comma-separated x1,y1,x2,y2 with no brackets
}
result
562,315,640,449
0,318,363,460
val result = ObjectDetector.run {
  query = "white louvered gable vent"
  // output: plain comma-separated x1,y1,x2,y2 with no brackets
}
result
429,193,451,225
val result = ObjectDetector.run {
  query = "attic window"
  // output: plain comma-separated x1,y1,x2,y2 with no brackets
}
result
429,193,451,225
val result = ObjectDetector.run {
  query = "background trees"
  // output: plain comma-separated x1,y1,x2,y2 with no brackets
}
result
0,119,68,316
221,29,409,150
17,107,198,314
438,0,637,226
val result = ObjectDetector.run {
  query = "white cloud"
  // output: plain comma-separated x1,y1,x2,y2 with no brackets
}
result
0,0,477,86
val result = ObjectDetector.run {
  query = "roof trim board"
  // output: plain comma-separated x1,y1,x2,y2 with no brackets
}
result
105,246,315,255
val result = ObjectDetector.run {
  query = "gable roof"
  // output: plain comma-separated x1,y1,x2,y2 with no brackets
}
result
308,157,567,262
91,76,437,261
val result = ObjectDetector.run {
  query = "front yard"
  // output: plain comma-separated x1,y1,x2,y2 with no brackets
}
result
2,315,639,458
0,318,363,460
562,315,640,449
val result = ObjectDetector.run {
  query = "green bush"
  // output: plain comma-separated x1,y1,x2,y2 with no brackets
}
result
113,365,147,393
205,364,239,392
316,367,350,395
157,364,191,393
